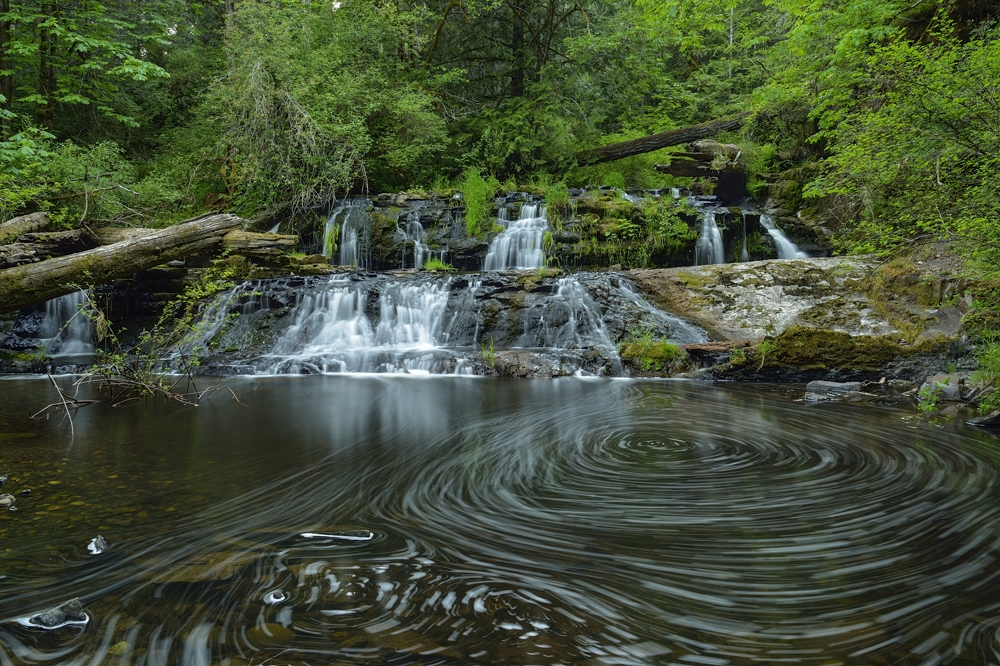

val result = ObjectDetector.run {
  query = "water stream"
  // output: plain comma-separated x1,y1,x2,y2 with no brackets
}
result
694,210,725,265
484,204,548,271
38,291,95,362
324,199,372,267
761,214,809,260
1,378,999,665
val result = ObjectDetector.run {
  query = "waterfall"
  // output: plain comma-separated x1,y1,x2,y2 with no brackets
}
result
39,291,95,359
612,282,708,346
262,279,454,374
484,204,548,271
694,211,725,266
323,199,371,267
670,188,681,199
397,206,443,269
740,213,750,262
760,215,808,259
516,278,620,363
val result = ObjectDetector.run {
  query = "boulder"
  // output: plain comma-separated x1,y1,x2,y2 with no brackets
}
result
28,598,88,628
968,409,1000,428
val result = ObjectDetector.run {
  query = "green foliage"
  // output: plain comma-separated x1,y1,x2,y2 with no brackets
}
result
619,328,687,373
461,168,498,236
423,257,455,271
479,338,496,368
973,331,1000,414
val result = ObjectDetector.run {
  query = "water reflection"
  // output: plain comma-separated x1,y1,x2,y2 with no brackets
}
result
0,377,999,664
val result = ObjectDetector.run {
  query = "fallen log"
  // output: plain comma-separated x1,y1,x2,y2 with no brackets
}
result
0,229,101,269
575,115,748,166
0,212,51,245
0,213,243,314
221,230,298,257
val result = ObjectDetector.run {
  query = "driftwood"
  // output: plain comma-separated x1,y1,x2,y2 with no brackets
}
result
0,229,101,269
0,213,243,315
0,212,51,245
575,115,748,166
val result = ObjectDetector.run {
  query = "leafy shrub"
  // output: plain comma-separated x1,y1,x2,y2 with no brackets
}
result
461,168,498,236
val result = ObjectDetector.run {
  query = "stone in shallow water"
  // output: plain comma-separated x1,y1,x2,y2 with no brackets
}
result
806,380,863,393
968,409,1000,428
28,598,88,628
246,623,293,646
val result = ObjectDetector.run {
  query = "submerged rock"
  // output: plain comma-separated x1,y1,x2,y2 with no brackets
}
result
0,493,14,508
968,409,1000,428
804,380,864,402
27,598,88,629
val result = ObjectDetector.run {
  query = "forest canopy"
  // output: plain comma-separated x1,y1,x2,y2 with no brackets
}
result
0,0,998,262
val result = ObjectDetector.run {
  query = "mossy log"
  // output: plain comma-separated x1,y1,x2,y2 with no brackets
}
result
221,230,298,257
0,213,243,314
0,212,51,245
574,115,748,165
0,229,101,269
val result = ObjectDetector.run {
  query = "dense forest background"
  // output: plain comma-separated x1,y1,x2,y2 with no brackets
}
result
1,0,999,267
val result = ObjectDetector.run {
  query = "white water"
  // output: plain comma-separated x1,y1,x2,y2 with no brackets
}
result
323,200,371,267
484,204,548,271
39,291,95,359
516,278,620,360
613,282,708,345
263,279,457,374
694,211,725,265
760,215,808,259
740,213,750,262
398,206,445,269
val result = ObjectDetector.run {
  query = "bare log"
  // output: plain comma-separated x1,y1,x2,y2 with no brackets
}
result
0,213,243,314
0,230,100,269
0,212,51,245
221,230,298,257
575,115,748,166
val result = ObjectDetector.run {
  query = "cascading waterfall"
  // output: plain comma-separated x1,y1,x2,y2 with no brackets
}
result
760,214,808,259
39,290,95,359
323,199,372,267
612,281,708,345
740,212,750,262
694,211,725,265
484,204,548,271
397,205,444,269
263,279,456,374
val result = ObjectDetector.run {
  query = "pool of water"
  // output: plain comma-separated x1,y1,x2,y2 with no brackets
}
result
1,376,999,665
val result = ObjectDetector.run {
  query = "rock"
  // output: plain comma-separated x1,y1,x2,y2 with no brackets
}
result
920,373,967,402
87,535,108,555
107,641,131,656
246,623,293,646
806,380,862,393
968,409,1000,428
0,493,14,508
20,488,30,496
28,598,88,628
0,474,7,486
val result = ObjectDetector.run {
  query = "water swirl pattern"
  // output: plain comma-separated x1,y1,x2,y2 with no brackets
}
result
1,378,1000,664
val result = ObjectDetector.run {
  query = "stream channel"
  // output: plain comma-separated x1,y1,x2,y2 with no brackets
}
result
2,376,1000,664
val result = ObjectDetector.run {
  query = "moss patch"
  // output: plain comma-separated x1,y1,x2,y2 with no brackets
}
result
729,325,952,372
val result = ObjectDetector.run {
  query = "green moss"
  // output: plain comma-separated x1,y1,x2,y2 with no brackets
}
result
620,334,689,374
750,325,952,372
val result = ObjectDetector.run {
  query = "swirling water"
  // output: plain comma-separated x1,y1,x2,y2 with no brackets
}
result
2,377,1000,665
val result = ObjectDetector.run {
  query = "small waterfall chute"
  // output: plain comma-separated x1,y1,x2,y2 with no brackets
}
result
694,210,725,266
484,204,548,271
322,199,372,267
40,291,95,360
760,215,808,259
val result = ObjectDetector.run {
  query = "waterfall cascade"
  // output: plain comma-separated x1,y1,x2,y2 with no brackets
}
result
484,204,548,271
40,291,95,360
693,210,725,266
397,205,445,269
323,199,372,267
181,272,706,377
760,215,808,259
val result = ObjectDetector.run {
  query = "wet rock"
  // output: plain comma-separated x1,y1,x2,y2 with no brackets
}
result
246,622,293,646
0,474,7,486
28,598,88,628
20,488,30,496
0,493,14,509
88,535,108,555
920,373,968,402
806,380,863,393
968,409,1000,428
107,641,131,656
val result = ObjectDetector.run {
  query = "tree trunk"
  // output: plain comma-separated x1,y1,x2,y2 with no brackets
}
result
0,213,243,314
0,0,11,136
0,212,52,245
574,115,748,165
0,230,100,269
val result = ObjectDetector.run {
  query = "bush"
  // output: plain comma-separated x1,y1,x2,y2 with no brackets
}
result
461,168,499,236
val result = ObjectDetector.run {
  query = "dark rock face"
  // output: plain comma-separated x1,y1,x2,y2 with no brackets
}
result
969,409,1000,428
